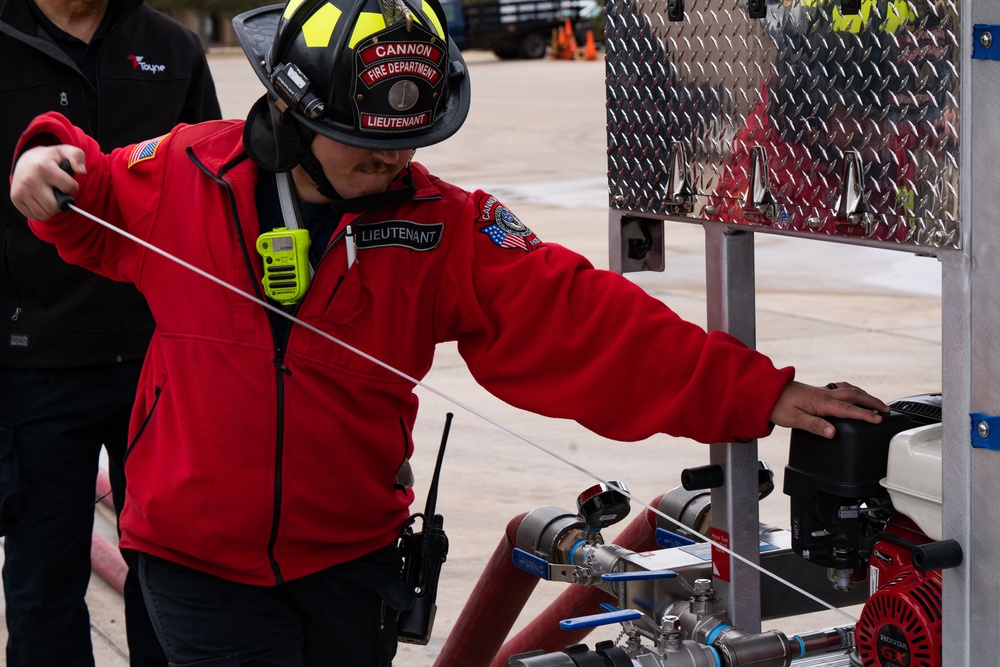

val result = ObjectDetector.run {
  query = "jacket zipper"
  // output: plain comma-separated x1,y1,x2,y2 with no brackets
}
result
258,204,368,580
1,224,22,321
395,417,412,490
190,151,291,583
269,334,292,585
113,283,124,361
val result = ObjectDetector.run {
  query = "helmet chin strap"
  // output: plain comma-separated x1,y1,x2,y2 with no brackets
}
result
296,133,417,204
298,149,339,200
279,104,340,201
250,97,416,203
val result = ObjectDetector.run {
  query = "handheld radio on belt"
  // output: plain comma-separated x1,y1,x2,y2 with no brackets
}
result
397,413,453,645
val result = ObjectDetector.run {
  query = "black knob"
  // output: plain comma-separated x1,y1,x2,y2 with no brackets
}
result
681,464,724,490
912,539,963,573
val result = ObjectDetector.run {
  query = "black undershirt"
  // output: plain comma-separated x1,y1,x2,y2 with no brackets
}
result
28,0,114,87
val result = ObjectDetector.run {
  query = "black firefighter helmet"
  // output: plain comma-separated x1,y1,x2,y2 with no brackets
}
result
233,0,470,170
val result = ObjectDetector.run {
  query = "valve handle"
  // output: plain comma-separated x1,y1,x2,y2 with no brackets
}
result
601,569,678,582
655,527,696,549
559,608,642,631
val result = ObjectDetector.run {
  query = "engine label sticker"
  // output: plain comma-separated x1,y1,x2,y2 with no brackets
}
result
711,527,730,582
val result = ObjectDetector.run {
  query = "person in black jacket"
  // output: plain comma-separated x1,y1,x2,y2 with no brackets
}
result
0,0,221,664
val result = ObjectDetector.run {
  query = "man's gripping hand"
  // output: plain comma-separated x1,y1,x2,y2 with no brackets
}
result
770,380,891,439
10,145,86,221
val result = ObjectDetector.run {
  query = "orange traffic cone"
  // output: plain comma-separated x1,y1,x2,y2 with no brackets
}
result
564,19,577,58
584,30,597,60
553,24,567,59
550,27,560,59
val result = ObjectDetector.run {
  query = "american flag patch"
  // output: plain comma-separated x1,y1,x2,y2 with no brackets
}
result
481,223,529,251
476,192,539,252
127,135,165,168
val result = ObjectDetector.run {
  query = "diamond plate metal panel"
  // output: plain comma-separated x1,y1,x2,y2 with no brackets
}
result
606,0,960,248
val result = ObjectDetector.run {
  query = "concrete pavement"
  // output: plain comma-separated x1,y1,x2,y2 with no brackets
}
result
0,48,941,666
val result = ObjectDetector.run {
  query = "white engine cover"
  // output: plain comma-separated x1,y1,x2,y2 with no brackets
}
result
881,423,943,541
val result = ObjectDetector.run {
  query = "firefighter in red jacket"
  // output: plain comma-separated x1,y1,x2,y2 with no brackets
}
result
9,0,889,662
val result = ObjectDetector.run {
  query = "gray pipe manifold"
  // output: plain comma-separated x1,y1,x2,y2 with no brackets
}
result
506,484,852,667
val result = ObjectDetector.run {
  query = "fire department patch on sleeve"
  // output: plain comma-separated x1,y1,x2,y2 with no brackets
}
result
127,135,165,169
476,193,541,252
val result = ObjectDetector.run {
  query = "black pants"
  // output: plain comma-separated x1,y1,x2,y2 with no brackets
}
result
0,363,166,667
136,545,410,666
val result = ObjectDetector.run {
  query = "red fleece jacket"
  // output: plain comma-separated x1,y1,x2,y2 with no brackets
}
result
18,112,794,585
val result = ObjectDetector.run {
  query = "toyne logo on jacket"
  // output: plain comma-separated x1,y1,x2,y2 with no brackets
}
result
127,55,166,73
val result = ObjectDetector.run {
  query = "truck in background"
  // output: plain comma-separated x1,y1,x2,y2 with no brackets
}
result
441,0,596,59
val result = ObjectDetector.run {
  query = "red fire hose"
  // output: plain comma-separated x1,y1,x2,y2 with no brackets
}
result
92,469,126,594
434,513,542,667
489,494,664,666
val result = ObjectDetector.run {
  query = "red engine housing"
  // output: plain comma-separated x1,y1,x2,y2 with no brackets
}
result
855,517,942,667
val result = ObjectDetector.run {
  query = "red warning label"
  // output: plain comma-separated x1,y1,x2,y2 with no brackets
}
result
711,527,730,582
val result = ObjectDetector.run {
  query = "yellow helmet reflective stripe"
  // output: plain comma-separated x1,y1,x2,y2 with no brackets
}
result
421,0,445,39
347,8,442,47
283,0,307,18
301,3,343,47
349,12,387,47
295,4,442,50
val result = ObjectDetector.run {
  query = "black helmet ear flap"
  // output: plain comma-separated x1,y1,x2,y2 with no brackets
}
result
244,94,339,199
243,94,311,173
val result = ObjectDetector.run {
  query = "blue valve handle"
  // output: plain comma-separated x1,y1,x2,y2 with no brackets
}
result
559,608,642,630
655,527,696,548
601,569,677,582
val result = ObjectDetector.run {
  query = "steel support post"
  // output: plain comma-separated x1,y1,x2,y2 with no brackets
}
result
947,5,1000,660
705,225,762,632
939,248,971,667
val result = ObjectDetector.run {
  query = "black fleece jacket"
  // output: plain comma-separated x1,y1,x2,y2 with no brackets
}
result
1,0,221,368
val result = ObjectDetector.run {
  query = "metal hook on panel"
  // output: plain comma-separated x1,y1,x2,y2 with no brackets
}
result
742,146,778,224
834,150,872,234
664,141,695,214
840,0,861,16
667,0,684,22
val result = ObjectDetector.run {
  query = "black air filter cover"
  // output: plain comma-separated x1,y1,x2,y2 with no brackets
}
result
784,412,917,501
